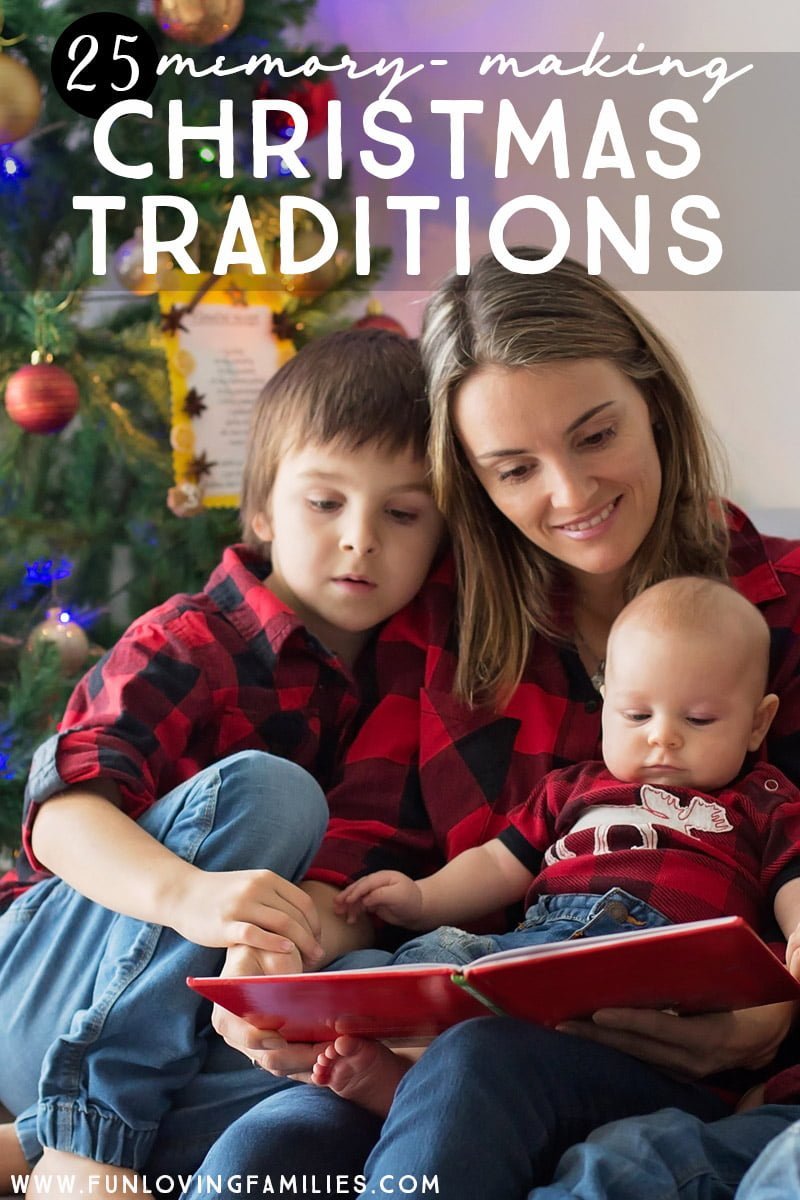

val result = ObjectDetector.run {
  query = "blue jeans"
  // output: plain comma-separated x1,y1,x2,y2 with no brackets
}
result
194,892,728,1198
530,1105,800,1200
0,750,328,1174
738,1115,800,1198
390,887,672,966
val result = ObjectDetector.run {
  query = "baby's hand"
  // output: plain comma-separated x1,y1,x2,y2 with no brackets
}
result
335,871,424,927
785,925,800,981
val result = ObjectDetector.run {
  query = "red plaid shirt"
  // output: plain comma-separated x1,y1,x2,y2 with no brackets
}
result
498,761,800,930
309,507,800,890
0,544,434,910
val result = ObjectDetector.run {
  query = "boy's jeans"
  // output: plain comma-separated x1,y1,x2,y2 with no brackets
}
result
0,749,328,1175
530,1105,800,1200
390,887,672,966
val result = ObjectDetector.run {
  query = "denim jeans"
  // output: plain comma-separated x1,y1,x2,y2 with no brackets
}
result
0,749,328,1174
390,887,672,967
738,1114,800,1199
529,1105,800,1200
195,974,729,1198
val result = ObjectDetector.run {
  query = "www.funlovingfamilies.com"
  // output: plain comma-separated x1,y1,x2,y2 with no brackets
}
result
10,1173,440,1196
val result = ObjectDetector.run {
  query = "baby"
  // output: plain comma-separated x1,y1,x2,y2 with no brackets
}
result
316,576,800,1115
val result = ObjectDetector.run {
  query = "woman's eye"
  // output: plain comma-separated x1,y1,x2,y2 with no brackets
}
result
497,463,534,484
580,426,616,450
386,508,418,524
308,499,340,513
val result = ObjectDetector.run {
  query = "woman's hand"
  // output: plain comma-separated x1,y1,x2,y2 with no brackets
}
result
211,943,325,1080
557,1001,797,1079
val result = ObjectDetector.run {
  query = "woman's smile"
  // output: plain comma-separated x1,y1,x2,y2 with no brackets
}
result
454,359,662,592
553,495,623,538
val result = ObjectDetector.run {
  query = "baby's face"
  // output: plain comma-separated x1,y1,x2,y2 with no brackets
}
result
601,624,768,790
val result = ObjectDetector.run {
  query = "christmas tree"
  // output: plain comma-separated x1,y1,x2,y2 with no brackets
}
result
0,0,389,848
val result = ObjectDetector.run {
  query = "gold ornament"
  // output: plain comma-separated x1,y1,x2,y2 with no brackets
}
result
114,228,173,295
278,228,348,299
154,0,244,46
0,54,42,144
27,607,90,675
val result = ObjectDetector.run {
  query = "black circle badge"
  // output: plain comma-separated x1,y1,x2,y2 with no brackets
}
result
51,13,159,119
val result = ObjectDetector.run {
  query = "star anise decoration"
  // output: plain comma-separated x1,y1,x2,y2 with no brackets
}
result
186,451,216,482
227,285,248,306
160,304,189,335
272,308,299,342
183,387,207,418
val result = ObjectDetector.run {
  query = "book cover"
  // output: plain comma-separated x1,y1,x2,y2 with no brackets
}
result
188,916,800,1044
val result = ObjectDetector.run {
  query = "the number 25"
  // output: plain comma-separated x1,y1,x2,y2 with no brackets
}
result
67,33,141,93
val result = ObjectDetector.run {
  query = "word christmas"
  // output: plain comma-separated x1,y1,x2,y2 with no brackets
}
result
75,94,724,278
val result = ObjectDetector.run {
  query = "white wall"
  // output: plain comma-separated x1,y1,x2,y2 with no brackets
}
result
298,0,800,532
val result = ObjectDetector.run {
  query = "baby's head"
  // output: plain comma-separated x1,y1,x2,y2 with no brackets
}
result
601,577,778,790
240,328,445,663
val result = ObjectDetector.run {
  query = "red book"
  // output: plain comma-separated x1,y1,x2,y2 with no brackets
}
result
188,916,800,1044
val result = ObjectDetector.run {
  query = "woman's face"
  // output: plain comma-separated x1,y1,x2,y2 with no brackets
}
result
453,359,662,592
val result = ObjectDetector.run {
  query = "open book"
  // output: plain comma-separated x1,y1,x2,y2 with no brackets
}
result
188,916,800,1043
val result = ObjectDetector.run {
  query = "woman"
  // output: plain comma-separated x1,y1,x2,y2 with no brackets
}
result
206,248,800,1196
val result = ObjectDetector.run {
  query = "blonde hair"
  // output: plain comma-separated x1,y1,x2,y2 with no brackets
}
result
422,248,729,706
607,577,771,695
240,329,428,552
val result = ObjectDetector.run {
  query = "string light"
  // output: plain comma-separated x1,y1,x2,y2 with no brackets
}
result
24,558,74,586
0,150,26,182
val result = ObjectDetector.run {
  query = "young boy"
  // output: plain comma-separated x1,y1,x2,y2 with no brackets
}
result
0,329,445,1195
317,576,800,1115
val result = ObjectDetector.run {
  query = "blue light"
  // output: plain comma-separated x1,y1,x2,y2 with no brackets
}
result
58,610,71,624
278,157,308,177
24,558,74,586
0,149,27,183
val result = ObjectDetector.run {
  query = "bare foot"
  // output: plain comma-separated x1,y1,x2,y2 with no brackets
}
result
28,1148,142,1200
311,1036,411,1117
0,1121,29,1193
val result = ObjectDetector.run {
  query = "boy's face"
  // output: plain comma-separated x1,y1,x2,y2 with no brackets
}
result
601,624,776,791
252,440,445,665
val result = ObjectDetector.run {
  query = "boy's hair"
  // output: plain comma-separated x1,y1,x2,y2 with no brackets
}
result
240,329,428,551
421,247,730,707
607,576,771,695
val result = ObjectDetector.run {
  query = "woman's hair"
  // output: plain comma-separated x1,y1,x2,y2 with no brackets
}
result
240,328,428,552
422,247,729,706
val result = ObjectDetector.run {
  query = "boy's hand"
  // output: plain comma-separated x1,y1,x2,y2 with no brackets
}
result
335,870,423,926
212,942,322,1079
170,866,324,966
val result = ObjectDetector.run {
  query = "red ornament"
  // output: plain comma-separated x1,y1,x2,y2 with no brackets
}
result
258,78,337,141
353,303,408,338
4,363,80,434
